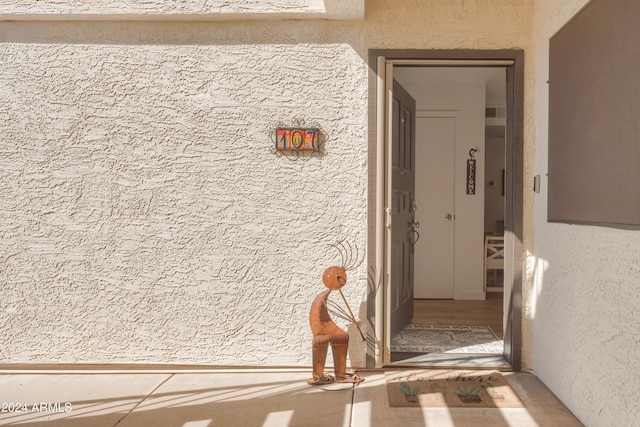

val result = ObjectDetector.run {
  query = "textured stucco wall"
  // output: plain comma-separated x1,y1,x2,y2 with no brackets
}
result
531,1,640,426
366,0,532,49
1,0,535,367
0,0,364,20
0,20,368,366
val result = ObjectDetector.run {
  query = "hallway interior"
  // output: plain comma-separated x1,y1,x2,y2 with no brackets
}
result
412,292,504,339
389,291,506,367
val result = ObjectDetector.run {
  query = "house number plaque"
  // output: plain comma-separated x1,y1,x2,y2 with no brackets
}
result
275,128,320,151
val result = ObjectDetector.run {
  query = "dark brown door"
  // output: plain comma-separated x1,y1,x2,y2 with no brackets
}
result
390,79,416,337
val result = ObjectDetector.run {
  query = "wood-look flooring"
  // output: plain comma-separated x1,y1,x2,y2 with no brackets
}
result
411,292,504,339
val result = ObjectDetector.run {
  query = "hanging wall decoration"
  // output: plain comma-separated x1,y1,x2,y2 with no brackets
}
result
466,148,478,195
271,119,325,160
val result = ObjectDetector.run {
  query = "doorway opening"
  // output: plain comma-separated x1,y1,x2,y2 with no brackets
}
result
367,51,524,371
391,66,506,365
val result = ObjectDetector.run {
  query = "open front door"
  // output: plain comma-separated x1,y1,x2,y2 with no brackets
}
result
389,79,417,337
374,53,523,370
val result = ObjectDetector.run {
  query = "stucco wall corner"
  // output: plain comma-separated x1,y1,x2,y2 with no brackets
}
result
530,1,640,426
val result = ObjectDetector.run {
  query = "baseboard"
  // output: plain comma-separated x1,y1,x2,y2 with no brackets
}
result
454,290,487,300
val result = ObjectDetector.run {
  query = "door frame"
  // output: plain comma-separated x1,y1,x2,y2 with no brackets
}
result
366,49,524,370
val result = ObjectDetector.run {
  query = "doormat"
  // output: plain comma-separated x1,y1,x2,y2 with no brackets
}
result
386,370,524,408
391,324,503,354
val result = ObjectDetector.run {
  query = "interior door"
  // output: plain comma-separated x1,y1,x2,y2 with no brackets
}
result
389,79,416,337
414,115,456,299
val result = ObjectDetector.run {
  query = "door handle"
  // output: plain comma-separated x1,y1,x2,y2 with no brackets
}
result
446,213,453,221
408,220,420,253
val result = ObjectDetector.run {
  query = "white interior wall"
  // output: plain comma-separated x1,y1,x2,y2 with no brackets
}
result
484,137,505,234
531,1,640,426
394,68,486,300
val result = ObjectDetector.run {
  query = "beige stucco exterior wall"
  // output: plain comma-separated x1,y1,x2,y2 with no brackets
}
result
530,1,640,426
0,0,364,20
1,0,535,369
1,20,370,366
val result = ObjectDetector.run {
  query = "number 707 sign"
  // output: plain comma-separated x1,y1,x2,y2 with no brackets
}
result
276,128,320,151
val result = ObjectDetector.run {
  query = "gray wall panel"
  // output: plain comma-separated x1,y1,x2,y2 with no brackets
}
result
548,0,640,228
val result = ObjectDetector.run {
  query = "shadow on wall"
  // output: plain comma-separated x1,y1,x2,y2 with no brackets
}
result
347,301,369,368
0,20,367,61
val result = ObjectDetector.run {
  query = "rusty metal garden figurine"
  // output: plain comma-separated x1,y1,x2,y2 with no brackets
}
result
307,242,365,386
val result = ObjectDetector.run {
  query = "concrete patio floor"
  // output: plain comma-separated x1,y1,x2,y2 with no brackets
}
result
0,369,584,426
